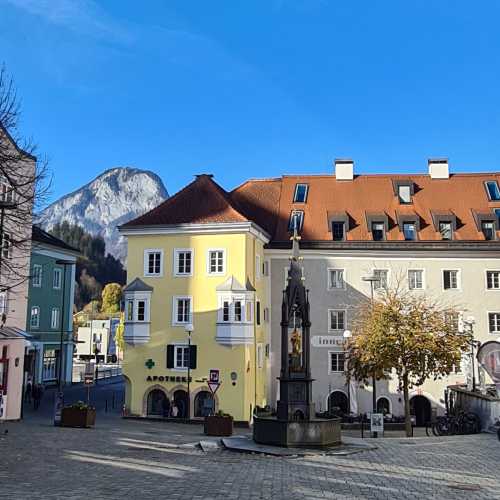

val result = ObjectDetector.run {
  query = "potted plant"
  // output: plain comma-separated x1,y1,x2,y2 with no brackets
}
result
204,410,233,436
61,401,96,428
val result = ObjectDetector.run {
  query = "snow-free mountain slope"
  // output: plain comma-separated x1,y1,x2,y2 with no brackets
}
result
40,167,168,261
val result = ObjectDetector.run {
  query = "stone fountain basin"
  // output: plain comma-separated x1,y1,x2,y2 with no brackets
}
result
253,415,341,448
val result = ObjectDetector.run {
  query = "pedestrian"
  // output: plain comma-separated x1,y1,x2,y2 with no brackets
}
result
33,384,43,410
161,396,169,418
171,401,179,418
25,377,32,404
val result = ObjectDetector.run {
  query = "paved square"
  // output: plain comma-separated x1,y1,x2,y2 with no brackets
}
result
2,384,500,499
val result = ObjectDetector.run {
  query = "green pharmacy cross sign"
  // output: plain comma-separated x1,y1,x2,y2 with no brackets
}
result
145,359,155,370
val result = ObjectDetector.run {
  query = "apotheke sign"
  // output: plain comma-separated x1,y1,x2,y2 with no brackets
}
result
311,336,346,348
146,375,193,383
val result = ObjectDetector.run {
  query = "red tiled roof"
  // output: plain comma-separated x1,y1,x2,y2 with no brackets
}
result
123,171,500,242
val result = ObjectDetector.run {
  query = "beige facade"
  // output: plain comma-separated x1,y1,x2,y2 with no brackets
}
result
267,248,500,419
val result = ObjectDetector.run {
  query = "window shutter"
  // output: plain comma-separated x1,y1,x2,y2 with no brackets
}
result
256,301,261,325
166,345,174,368
189,345,197,369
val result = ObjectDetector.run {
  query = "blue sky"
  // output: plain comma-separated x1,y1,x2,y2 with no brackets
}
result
2,0,500,204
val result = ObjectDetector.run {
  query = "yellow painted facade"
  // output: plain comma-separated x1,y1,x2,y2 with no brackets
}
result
122,229,269,422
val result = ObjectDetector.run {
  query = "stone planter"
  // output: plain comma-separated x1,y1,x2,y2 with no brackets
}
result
61,407,96,428
204,415,233,436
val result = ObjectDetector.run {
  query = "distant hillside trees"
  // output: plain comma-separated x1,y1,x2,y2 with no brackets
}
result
50,221,126,309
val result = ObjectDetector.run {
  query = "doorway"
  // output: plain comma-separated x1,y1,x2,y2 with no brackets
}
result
410,395,431,426
328,391,348,414
173,390,188,418
147,389,169,417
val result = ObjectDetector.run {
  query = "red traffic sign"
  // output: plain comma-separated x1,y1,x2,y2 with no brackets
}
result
208,381,220,395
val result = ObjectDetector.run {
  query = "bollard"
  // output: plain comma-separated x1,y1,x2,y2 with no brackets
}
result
105,398,108,413
112,391,116,409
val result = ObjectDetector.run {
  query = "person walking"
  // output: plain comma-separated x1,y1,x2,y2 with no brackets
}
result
171,401,179,418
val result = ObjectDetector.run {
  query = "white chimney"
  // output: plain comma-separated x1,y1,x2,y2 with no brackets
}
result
428,158,449,179
335,159,354,180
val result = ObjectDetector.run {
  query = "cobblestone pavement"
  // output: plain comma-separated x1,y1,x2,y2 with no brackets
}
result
2,385,500,499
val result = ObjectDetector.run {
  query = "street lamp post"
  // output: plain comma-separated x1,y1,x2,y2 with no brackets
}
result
54,259,75,426
343,330,352,417
185,323,193,420
463,316,480,392
362,274,378,438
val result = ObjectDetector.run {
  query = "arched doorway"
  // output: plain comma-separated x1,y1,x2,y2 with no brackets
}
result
377,397,391,415
147,389,169,417
328,391,348,414
173,390,188,418
194,391,214,417
410,395,431,426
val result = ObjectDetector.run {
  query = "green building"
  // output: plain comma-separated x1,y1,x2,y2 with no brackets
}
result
25,226,80,386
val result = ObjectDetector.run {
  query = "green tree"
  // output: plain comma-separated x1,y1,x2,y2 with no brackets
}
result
101,283,122,314
347,284,469,437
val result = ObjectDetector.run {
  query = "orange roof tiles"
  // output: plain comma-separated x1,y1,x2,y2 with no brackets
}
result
124,171,500,243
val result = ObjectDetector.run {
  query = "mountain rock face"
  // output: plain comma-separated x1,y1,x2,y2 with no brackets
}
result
39,167,168,262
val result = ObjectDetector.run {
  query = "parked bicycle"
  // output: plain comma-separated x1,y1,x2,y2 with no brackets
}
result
431,410,481,436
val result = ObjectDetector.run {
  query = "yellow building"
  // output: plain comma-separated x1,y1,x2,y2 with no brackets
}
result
119,174,274,423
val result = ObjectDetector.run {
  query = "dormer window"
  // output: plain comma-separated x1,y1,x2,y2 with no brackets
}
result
485,181,500,201
398,185,412,204
439,221,453,240
393,180,414,204
403,222,417,241
288,210,304,232
482,220,496,240
293,184,308,203
372,222,385,241
332,221,345,241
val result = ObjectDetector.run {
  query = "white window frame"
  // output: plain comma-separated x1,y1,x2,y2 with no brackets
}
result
485,180,500,201
32,264,43,288
442,269,461,291
206,248,225,275
328,351,346,373
255,254,261,280
328,309,346,332
172,296,192,326
293,183,309,203
50,307,60,329
408,269,425,290
173,248,194,277
1,232,11,259
486,270,500,290
53,267,62,290
288,210,304,232
488,311,500,334
257,342,264,369
0,292,7,315
372,268,389,290
144,249,164,277
327,268,346,290
173,343,190,370
30,306,40,329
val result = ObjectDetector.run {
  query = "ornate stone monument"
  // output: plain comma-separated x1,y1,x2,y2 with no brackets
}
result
253,225,341,447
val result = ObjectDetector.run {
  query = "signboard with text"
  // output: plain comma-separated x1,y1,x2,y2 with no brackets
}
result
370,413,384,433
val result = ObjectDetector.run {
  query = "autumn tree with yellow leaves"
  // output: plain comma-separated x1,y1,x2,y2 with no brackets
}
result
346,284,469,437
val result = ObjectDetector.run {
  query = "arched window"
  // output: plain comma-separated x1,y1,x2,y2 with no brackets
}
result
147,389,169,416
327,391,348,414
194,391,214,417
376,397,391,415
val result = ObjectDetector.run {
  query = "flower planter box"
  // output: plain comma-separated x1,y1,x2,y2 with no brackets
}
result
61,407,96,428
204,415,233,436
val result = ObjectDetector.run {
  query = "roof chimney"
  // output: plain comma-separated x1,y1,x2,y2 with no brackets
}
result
428,158,449,179
335,159,354,180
